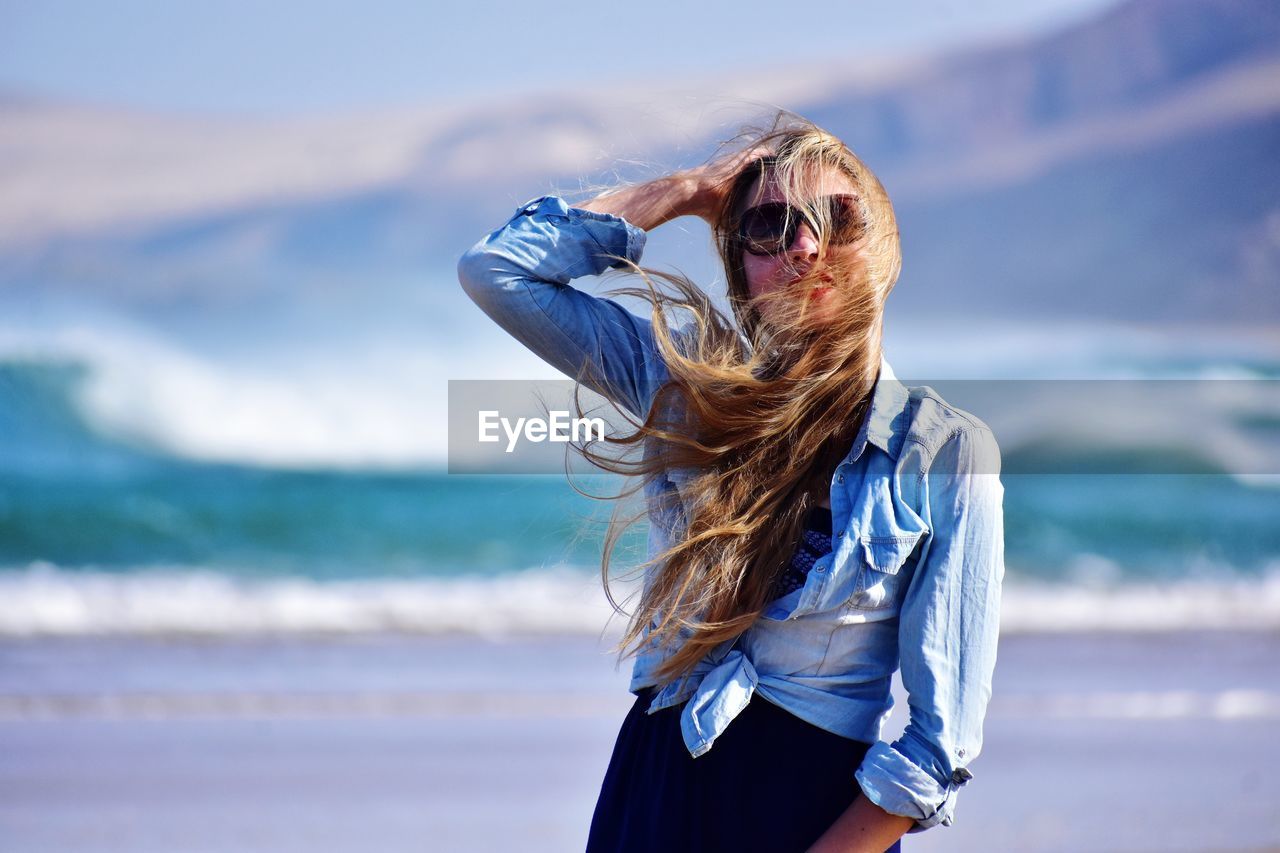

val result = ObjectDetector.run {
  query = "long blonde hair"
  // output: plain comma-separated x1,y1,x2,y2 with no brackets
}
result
569,111,903,688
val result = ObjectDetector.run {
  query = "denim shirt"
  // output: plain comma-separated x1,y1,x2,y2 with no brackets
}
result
457,195,1006,834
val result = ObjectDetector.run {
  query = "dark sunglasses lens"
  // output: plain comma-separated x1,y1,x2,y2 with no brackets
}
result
737,197,863,255
824,195,863,244
738,203,794,255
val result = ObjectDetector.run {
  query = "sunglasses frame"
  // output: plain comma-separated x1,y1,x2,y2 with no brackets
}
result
733,194,863,257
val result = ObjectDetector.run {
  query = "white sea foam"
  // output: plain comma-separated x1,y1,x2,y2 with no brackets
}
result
0,562,630,638
884,318,1280,379
0,315,555,469
1,315,1276,471
2,562,1279,638
999,567,1280,632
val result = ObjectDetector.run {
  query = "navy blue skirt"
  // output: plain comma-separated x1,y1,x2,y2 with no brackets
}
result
587,687,904,852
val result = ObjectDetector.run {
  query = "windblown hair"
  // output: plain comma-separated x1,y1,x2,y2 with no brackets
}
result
567,111,903,689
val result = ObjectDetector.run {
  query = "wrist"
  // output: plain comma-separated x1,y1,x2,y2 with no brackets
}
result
660,171,703,220
678,169,724,223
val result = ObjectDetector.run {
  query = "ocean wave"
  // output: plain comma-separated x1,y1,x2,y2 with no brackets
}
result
999,567,1280,631
885,319,1280,379
0,319,486,469
0,562,625,637
2,562,1278,638
1,316,1278,472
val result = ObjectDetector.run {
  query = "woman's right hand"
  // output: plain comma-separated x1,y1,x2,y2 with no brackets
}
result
677,146,772,225
574,146,771,232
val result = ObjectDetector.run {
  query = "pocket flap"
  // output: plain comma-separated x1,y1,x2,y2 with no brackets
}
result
859,533,924,575
666,466,697,487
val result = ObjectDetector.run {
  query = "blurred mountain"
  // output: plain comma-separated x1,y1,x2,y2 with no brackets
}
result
1,0,1277,332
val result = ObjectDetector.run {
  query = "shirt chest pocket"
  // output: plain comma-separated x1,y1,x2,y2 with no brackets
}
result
848,532,924,612
650,466,698,534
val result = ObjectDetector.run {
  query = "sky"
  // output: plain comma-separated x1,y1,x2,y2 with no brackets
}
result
1,0,1121,117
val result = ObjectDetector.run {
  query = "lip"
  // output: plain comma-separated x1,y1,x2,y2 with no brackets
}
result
788,274,835,296
786,272,834,288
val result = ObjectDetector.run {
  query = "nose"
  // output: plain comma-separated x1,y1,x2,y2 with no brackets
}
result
788,221,820,261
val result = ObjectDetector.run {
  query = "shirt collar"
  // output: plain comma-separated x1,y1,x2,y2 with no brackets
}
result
844,353,911,464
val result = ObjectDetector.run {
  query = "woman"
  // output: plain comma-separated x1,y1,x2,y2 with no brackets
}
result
457,112,1005,852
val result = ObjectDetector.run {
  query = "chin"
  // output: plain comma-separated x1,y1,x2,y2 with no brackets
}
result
803,291,841,323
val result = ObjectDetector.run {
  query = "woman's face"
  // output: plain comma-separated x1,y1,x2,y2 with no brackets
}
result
737,164,864,331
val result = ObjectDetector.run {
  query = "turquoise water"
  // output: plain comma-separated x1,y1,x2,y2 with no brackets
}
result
2,354,1279,634
4,358,1279,580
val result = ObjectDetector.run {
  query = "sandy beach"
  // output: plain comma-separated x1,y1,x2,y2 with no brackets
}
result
2,629,1278,853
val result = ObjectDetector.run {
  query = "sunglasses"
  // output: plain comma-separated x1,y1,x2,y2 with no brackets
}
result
734,195,864,256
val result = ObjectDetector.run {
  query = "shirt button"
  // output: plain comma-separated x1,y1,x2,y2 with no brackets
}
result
835,474,845,483
815,560,827,573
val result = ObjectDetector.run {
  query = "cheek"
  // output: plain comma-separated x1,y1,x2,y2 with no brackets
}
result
742,255,782,299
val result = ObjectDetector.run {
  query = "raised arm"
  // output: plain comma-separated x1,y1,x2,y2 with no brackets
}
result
457,195,667,420
456,156,752,419
571,152,750,227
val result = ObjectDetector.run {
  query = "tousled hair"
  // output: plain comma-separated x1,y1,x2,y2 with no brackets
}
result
565,110,903,689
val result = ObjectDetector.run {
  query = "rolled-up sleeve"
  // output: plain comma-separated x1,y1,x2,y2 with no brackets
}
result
456,195,674,420
854,425,1005,832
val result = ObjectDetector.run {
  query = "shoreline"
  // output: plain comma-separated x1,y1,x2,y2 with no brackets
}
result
2,630,1277,851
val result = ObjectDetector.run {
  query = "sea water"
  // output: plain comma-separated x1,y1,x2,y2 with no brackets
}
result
1,318,1278,637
